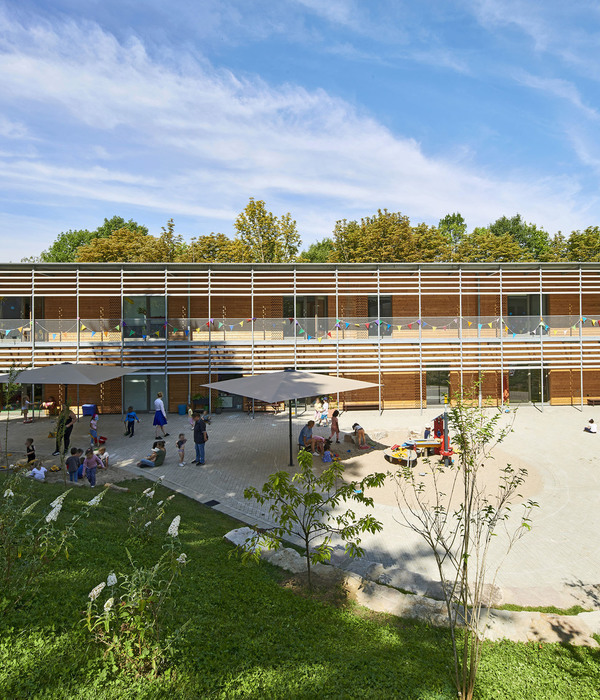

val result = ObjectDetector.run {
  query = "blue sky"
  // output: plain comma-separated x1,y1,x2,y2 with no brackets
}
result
0,0,599,260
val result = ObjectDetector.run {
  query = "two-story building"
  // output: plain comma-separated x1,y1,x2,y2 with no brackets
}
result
1,262,598,412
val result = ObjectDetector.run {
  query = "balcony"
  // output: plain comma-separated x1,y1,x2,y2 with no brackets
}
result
0,315,597,346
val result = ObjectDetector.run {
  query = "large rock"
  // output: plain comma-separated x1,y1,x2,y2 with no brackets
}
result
224,526,270,551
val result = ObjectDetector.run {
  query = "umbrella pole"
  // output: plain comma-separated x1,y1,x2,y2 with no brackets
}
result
288,400,293,467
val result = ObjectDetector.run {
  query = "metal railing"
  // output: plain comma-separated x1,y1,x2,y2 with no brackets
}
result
0,315,596,344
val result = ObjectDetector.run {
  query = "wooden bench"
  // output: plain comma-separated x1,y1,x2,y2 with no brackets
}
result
587,398,600,406
341,400,381,412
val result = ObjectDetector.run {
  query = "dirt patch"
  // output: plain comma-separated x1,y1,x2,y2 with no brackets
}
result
280,568,349,606
42,463,141,488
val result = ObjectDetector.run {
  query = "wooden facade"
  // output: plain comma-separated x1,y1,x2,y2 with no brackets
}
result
1,262,599,412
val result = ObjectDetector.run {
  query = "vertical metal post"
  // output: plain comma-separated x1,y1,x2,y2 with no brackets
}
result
418,266,423,414
459,267,463,398
335,266,340,407
477,278,482,408
120,267,124,413
31,267,36,369
579,265,584,411
293,266,297,371
164,268,169,409
251,268,255,418
76,267,80,415
208,267,212,414
500,268,504,409
288,400,293,467
377,267,382,414
539,266,544,410
187,271,191,406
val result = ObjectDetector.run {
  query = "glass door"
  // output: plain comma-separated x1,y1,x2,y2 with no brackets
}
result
123,374,167,412
426,371,450,405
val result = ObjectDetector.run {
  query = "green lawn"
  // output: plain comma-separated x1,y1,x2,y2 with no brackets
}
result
1,477,598,699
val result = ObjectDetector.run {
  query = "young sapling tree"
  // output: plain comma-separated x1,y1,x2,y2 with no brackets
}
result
391,391,537,700
243,449,385,589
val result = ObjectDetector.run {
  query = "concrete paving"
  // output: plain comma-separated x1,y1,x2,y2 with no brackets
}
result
3,402,599,610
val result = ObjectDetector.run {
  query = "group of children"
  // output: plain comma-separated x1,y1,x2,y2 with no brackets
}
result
24,434,108,487
65,446,109,486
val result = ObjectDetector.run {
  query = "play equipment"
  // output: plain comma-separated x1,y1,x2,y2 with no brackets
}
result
433,401,454,466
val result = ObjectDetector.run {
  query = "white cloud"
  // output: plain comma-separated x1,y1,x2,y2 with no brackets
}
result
0,115,29,139
0,9,596,259
515,72,599,120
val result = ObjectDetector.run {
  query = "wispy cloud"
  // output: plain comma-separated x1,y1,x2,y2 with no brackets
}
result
515,72,599,120
0,115,30,139
0,8,595,259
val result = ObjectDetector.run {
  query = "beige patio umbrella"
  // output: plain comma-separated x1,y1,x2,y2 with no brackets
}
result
204,369,378,466
0,362,138,414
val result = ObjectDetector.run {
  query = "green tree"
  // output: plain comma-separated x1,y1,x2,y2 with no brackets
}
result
76,227,158,262
331,210,451,263
438,212,467,251
178,233,250,263
243,450,385,589
234,198,300,262
543,231,569,262
94,216,149,240
298,238,335,262
488,214,551,260
455,227,526,262
155,219,187,262
39,229,94,263
391,390,537,700
567,226,600,262
40,216,148,262
412,222,452,262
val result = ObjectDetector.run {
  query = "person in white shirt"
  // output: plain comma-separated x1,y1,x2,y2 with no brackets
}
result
31,465,47,481
584,419,597,433
153,392,169,438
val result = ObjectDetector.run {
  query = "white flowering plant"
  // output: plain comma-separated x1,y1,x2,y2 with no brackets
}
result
127,477,175,544
84,518,188,677
0,474,106,615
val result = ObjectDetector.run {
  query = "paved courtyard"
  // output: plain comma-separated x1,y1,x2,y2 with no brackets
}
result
3,402,599,609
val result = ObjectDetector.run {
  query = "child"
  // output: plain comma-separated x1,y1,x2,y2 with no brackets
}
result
124,406,140,437
320,398,329,427
25,438,36,464
89,413,99,447
322,439,333,463
201,409,211,425
82,447,102,488
584,419,597,433
96,446,109,469
22,394,33,423
352,423,369,449
176,433,187,467
66,447,80,482
76,448,85,480
330,410,340,443
31,464,47,481
313,398,323,424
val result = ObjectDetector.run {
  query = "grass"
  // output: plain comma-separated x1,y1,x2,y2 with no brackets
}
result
498,603,592,616
1,476,599,699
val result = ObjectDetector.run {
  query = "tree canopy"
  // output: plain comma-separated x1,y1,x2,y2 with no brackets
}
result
40,216,148,262
34,205,599,264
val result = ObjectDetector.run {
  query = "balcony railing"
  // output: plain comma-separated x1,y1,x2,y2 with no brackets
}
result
0,316,597,344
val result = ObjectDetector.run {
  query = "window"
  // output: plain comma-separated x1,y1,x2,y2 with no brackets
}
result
282,296,328,337
367,296,392,336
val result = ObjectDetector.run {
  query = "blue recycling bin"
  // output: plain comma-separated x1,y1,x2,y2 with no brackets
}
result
178,404,187,415
82,403,98,416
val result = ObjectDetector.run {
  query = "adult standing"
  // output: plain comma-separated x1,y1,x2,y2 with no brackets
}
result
192,413,208,465
52,404,76,456
153,391,169,438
